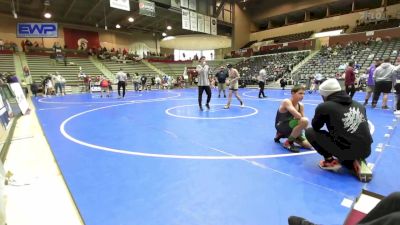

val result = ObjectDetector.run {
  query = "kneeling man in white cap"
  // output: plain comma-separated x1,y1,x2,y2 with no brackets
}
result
305,78,373,182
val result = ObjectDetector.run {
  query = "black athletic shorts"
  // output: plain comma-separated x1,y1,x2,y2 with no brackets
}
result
375,81,392,94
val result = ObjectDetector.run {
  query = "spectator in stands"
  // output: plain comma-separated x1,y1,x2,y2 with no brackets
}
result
215,66,228,98
258,65,267,98
372,57,394,109
364,59,381,106
305,79,372,179
345,61,356,99
196,56,211,111
274,85,312,153
6,73,18,83
0,39,4,51
289,192,400,225
22,65,32,85
116,68,127,98
224,64,243,109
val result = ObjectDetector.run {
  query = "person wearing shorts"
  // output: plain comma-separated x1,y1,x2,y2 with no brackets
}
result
215,66,228,98
372,57,394,109
274,85,312,153
224,64,243,109
100,76,110,97
364,59,381,106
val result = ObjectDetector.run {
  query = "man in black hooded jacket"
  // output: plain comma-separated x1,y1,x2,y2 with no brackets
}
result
305,78,373,182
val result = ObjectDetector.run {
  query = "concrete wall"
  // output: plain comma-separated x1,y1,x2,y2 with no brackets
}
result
233,3,256,49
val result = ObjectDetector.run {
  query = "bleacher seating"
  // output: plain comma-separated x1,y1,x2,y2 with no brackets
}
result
150,61,193,77
293,39,400,82
102,60,155,77
352,19,400,33
0,53,15,74
26,54,102,86
235,51,310,85
240,40,258,49
261,31,314,44
320,25,349,32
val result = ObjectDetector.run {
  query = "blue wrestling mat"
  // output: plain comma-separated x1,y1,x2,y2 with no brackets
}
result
32,88,400,225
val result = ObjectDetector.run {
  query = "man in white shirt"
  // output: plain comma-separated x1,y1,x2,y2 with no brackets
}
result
258,65,267,98
196,56,211,111
116,68,127,98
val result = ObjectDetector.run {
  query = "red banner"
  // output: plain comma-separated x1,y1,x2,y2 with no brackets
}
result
63,28,100,50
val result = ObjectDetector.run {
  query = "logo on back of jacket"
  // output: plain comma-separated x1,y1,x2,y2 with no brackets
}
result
342,107,365,133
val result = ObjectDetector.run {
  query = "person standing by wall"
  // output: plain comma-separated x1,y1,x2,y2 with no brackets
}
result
196,56,212,111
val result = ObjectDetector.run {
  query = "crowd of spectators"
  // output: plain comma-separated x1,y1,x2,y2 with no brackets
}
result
0,39,18,52
235,51,309,85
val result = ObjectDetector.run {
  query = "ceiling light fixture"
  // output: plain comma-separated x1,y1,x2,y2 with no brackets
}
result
167,25,172,30
44,12,52,19
43,0,52,19
11,0,17,19
116,24,121,29
162,32,167,37
128,17,134,22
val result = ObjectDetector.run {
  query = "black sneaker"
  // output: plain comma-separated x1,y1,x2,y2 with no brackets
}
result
382,105,389,109
206,103,210,110
274,132,284,143
288,216,316,225
199,106,203,111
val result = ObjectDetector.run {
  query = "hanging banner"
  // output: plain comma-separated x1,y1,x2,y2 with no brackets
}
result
197,14,204,33
139,0,155,17
171,0,180,8
9,83,29,115
188,0,196,10
210,17,217,35
190,11,198,32
17,23,58,38
180,0,188,8
109,0,130,11
204,15,211,34
182,9,190,30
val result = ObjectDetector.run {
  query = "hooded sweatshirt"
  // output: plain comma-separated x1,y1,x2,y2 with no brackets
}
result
374,62,394,82
312,91,372,159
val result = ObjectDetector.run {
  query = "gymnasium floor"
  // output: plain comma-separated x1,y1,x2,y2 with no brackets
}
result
32,88,399,225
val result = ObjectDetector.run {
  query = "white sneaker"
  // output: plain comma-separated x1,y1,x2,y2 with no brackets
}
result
240,103,244,108
394,110,400,115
